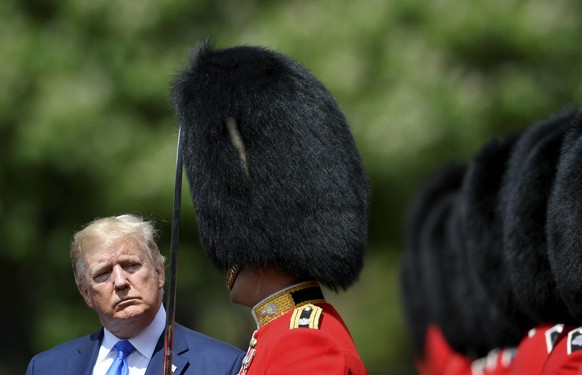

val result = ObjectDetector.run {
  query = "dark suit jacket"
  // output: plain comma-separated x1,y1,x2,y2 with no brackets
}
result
26,323,244,375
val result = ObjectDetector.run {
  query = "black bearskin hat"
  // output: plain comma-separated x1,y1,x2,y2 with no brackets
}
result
401,164,466,355
171,43,369,291
547,110,582,322
418,184,491,357
422,175,499,357
446,191,496,358
418,189,460,349
460,133,533,346
499,109,577,324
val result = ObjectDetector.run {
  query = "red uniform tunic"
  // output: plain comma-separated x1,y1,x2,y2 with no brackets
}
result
540,326,581,375
237,282,368,375
510,323,563,375
478,348,515,375
417,324,472,375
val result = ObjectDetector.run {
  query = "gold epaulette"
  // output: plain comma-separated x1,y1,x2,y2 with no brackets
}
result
252,281,326,327
289,303,323,330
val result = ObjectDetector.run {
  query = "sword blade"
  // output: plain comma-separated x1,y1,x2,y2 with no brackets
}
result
163,128,183,375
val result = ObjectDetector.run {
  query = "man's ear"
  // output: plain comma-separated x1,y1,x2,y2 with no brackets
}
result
77,280,94,309
156,262,165,289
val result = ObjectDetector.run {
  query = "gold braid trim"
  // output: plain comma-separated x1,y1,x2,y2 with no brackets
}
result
289,304,323,329
252,281,326,327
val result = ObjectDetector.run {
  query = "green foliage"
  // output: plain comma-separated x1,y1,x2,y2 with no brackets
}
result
1,0,581,374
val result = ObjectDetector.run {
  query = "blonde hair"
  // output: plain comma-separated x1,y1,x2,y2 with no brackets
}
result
70,214,165,283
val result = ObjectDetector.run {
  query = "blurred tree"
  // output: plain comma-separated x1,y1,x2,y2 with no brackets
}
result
1,0,581,374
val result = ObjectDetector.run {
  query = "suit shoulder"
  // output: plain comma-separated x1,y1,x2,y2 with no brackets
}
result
173,324,244,375
32,332,96,357
175,323,244,355
27,331,99,372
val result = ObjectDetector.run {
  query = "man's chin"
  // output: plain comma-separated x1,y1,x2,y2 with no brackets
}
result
101,307,152,338
114,301,147,318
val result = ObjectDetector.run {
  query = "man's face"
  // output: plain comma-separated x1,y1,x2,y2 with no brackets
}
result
77,235,165,336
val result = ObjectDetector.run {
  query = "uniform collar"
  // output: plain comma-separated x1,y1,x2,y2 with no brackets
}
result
251,281,326,328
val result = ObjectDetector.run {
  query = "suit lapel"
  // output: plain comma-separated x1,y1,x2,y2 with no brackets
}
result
168,328,190,375
64,330,102,375
145,325,190,375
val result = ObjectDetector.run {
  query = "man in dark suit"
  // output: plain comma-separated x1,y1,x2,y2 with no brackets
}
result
26,214,244,375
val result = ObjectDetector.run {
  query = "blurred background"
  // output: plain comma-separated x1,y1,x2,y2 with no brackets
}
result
1,0,582,374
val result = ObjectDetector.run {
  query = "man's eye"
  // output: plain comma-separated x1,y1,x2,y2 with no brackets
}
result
124,263,141,272
94,271,110,281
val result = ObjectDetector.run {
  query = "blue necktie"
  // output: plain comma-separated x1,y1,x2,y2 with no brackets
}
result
105,340,136,375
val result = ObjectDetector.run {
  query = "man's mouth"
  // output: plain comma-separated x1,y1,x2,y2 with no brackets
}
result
225,265,240,292
116,297,138,307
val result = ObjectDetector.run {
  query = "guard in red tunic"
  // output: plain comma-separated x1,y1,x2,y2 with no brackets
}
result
511,324,564,374
172,42,369,374
236,282,366,375
401,163,477,375
496,110,579,375
421,324,472,375
542,112,582,375
401,164,469,375
537,326,578,375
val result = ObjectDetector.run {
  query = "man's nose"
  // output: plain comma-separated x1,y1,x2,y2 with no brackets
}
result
112,265,129,290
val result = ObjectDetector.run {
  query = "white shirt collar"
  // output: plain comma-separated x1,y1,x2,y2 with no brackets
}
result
102,304,167,360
